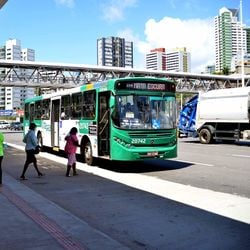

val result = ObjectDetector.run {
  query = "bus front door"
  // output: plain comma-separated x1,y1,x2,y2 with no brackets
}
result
98,92,110,157
51,99,60,147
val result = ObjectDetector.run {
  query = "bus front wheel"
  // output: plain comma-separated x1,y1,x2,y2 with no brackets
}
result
84,141,94,166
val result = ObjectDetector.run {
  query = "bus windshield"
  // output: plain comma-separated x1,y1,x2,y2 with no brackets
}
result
113,94,176,130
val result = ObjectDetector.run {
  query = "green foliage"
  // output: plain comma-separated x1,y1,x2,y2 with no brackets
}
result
222,67,230,75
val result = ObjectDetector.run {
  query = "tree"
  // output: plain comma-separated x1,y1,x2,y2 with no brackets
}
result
222,66,230,75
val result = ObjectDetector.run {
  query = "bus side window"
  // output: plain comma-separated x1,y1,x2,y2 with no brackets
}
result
41,99,50,120
71,92,82,119
30,104,35,121
24,103,30,120
83,90,96,119
34,101,42,120
61,95,70,120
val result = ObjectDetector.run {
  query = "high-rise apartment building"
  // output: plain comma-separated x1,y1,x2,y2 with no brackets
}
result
146,48,166,70
245,27,250,54
97,36,133,68
165,47,191,72
0,39,35,111
215,7,247,72
146,47,191,72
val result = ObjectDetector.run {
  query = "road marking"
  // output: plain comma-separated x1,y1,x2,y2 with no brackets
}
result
232,154,250,158
175,159,214,167
7,143,250,224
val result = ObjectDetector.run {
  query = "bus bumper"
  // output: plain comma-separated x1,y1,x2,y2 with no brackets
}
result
111,142,177,161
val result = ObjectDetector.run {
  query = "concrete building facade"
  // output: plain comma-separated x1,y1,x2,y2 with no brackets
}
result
215,7,247,72
146,48,166,70
97,36,133,68
245,27,250,54
165,47,191,72
146,47,191,72
0,39,35,111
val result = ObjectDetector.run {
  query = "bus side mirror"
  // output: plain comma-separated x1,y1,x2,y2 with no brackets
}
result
109,96,115,108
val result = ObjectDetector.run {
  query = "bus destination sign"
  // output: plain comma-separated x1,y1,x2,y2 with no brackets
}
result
116,81,175,92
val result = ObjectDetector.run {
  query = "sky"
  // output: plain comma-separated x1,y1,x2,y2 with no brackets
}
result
0,0,250,73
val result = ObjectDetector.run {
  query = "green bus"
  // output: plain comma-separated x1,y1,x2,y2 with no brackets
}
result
23,77,177,165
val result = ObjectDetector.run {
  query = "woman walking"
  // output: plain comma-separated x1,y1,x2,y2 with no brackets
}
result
20,123,44,180
64,127,80,177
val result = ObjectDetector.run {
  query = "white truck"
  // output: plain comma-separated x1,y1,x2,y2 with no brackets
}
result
178,87,250,144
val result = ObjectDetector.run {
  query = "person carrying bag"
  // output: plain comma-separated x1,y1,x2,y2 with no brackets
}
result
20,123,44,180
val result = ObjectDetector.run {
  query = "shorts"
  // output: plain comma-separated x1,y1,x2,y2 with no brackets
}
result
67,153,76,166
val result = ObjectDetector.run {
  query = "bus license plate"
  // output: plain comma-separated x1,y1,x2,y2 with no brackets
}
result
147,152,158,156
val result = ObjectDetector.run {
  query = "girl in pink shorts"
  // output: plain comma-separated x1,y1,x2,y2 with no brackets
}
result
64,127,80,177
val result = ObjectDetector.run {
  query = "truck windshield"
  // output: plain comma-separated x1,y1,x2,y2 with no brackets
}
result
112,95,176,129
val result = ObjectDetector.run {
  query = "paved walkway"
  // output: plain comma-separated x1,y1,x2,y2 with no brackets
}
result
0,142,129,249
0,173,129,250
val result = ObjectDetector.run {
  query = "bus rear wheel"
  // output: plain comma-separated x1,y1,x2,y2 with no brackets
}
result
84,141,94,166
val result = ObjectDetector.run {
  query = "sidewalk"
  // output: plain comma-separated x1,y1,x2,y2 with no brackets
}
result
0,141,129,249
0,173,128,250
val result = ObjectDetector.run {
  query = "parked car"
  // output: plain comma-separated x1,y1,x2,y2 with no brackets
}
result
0,121,10,129
9,122,23,131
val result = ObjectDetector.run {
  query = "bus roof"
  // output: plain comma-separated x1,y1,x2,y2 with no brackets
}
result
24,77,174,103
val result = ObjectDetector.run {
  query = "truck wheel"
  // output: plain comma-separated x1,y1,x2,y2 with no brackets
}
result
199,128,213,144
84,141,94,166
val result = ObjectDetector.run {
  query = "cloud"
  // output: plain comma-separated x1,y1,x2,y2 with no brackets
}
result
118,28,152,54
102,0,137,22
143,17,215,72
54,0,75,8
133,17,215,73
117,28,151,68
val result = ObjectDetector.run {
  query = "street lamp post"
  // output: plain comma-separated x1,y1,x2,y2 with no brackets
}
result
240,0,245,87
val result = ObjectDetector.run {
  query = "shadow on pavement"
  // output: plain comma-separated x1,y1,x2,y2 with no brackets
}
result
94,158,192,173
42,146,192,174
